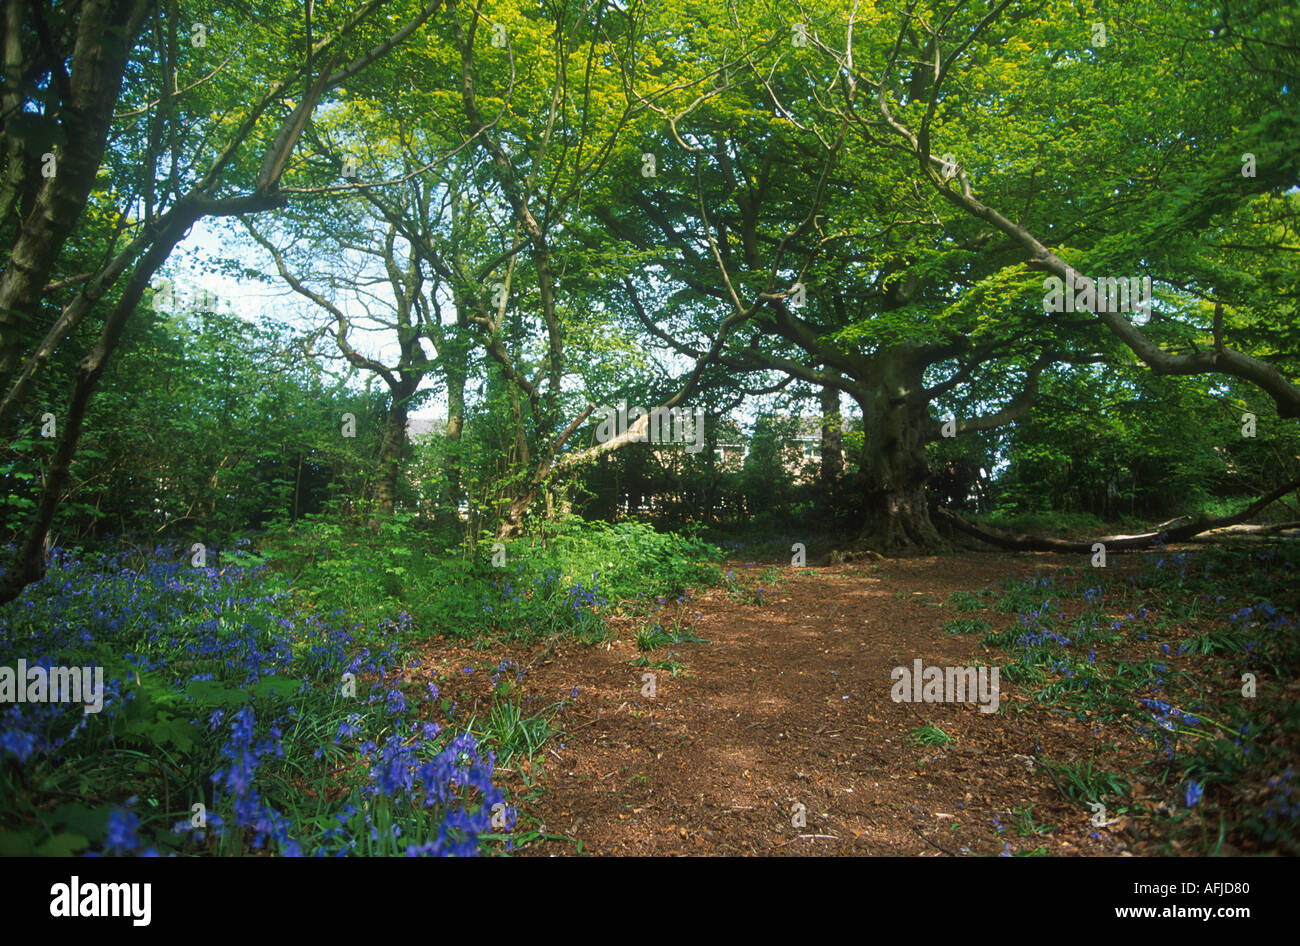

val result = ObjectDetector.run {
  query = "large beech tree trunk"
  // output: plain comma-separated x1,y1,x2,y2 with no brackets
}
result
854,346,945,555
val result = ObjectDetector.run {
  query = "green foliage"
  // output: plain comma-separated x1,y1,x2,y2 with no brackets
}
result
990,369,1300,522
629,655,687,677
4,0,1300,861
1045,758,1131,807
721,566,771,606
948,590,991,612
635,624,676,652
258,515,720,645
943,617,991,635
1012,805,1055,838
908,722,956,747
740,415,798,520
2,304,381,547
475,688,557,768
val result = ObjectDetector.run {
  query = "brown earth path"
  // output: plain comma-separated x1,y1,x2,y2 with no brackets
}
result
483,552,1129,857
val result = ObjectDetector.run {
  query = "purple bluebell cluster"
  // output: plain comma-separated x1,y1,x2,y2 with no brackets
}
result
478,566,609,636
1261,768,1298,841
2,544,509,857
105,808,142,855
567,572,607,614
1137,698,1202,733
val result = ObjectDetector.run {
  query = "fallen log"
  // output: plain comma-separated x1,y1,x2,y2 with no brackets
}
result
1185,521,1300,542
936,478,1300,553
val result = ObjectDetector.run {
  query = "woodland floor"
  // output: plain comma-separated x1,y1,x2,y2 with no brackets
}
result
406,551,1205,856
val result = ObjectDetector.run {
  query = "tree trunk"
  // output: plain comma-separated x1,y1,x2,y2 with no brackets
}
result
292,452,303,521
0,0,146,386
446,387,465,440
819,384,843,484
819,384,843,529
498,492,532,539
372,394,410,520
0,199,204,604
444,346,467,505
853,346,944,555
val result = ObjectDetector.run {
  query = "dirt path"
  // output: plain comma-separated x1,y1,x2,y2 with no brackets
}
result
504,553,1121,856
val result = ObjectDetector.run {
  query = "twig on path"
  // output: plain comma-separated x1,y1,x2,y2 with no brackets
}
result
901,699,929,727
913,825,961,857
567,701,631,732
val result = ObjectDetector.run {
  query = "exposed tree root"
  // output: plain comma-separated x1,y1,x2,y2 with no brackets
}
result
824,543,885,565
935,478,1300,553
824,518,953,564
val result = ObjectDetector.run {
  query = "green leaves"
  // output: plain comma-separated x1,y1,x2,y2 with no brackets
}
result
175,675,234,705
182,675,299,709
5,111,67,153
0,803,108,858
35,834,92,857
250,676,302,701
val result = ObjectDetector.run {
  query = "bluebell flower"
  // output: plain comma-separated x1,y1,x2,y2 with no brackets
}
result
105,809,141,855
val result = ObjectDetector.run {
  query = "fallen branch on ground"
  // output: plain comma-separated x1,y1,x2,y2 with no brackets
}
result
935,478,1300,553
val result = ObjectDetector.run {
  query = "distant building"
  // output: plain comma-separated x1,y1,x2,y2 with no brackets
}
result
774,415,829,484
406,416,446,441
403,411,852,518
647,413,847,482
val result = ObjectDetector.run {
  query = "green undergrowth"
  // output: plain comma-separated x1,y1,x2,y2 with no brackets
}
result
257,513,721,647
